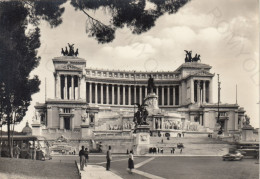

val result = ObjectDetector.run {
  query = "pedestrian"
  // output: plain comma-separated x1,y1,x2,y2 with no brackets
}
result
172,147,175,154
79,146,86,171
161,148,163,154
73,150,76,155
13,145,21,159
128,150,134,174
84,147,89,166
106,146,112,171
161,138,163,143
180,148,182,154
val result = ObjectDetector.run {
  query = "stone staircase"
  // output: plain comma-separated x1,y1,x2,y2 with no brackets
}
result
149,134,230,155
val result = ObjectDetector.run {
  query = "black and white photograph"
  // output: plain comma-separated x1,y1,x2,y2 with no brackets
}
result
0,0,259,178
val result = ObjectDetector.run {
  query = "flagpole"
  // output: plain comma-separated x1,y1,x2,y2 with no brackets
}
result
236,84,237,104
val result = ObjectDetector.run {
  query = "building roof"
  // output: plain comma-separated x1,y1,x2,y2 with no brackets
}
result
175,62,212,72
53,56,86,63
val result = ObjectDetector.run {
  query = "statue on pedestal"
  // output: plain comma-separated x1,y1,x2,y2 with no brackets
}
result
147,75,155,94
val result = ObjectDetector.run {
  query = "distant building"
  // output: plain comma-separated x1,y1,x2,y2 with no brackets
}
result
32,55,246,153
22,122,32,136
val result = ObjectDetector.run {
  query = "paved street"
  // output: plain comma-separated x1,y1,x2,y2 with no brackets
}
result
51,155,259,179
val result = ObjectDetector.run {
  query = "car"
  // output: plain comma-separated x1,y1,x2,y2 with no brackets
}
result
222,151,244,161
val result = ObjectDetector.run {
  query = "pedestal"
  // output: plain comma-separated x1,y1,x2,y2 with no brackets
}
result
134,125,150,155
212,123,221,139
80,124,92,138
241,125,254,141
32,123,41,136
144,93,161,115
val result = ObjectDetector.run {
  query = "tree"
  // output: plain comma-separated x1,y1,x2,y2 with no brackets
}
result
70,0,191,43
0,1,65,157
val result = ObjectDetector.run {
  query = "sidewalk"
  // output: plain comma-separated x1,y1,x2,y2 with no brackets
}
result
77,163,123,179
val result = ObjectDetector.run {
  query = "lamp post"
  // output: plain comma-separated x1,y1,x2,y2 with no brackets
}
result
217,74,222,134
133,71,136,128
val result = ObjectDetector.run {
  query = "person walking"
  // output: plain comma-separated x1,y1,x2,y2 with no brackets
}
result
79,146,86,171
128,150,134,174
13,145,21,159
106,146,112,171
84,147,89,166
172,147,175,154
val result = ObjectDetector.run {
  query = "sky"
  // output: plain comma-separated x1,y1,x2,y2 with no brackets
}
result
13,0,259,131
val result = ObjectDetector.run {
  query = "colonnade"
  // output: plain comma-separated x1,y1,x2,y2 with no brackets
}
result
190,80,212,104
86,82,180,106
55,74,81,100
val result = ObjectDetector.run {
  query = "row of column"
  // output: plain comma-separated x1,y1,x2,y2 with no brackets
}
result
55,74,81,100
190,79,212,104
86,82,179,106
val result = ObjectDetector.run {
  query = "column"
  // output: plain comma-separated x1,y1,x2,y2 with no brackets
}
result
78,76,81,99
64,75,68,99
162,118,164,129
123,85,126,105
112,84,114,105
209,80,213,103
190,78,194,103
167,86,170,105
179,85,182,105
173,86,175,105
58,74,61,99
95,83,97,104
145,86,147,97
197,80,200,105
156,86,158,96
60,117,64,129
71,76,74,100
203,81,206,103
106,84,109,104
162,86,164,105
89,82,92,103
153,118,155,130
134,85,136,104
101,83,103,104
55,74,57,98
117,85,120,105
199,114,203,126
71,117,74,130
139,86,142,104
128,85,131,105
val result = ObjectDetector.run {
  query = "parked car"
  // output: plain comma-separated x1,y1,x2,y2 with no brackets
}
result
222,151,244,161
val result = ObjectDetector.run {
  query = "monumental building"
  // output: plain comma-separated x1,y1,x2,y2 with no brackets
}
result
32,50,246,153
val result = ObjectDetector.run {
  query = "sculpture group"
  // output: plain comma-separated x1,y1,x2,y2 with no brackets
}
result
134,103,149,126
61,43,79,56
184,50,201,62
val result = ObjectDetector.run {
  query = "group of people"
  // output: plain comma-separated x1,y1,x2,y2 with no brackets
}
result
79,145,135,174
149,147,164,154
149,146,183,154
177,133,184,137
107,146,134,174
79,146,89,171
